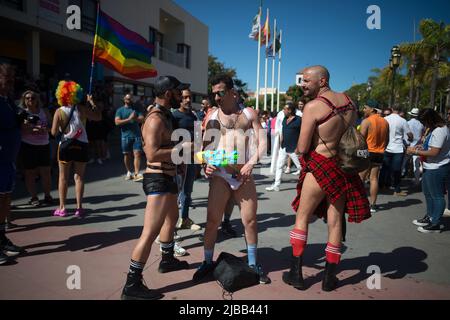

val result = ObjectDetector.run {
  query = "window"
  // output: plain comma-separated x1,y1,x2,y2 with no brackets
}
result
193,94,203,104
149,27,165,58
177,43,191,69
0,0,24,11
69,0,97,35
137,86,145,97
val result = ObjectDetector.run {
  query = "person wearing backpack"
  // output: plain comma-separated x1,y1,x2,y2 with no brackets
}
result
283,66,370,292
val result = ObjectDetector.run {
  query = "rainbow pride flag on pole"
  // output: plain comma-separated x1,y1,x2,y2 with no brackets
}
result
93,9,157,79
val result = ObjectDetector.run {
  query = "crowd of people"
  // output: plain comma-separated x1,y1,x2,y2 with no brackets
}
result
1,62,450,300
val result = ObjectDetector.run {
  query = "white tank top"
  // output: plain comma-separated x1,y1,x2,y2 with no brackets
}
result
59,106,88,143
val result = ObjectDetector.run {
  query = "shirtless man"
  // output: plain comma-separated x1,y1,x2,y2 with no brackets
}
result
121,76,190,300
192,74,270,284
282,66,370,292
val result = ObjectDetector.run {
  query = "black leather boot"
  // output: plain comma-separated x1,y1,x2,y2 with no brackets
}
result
322,262,338,292
282,255,305,290
121,273,164,300
158,245,189,273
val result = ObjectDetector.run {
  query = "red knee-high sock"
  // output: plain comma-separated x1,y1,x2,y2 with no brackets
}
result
325,242,342,264
290,229,307,257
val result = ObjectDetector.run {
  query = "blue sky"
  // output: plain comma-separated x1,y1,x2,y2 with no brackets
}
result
174,0,450,93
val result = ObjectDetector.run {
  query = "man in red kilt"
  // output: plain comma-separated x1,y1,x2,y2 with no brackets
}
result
282,66,371,292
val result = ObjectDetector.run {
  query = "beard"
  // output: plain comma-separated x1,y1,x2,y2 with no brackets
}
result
170,96,181,110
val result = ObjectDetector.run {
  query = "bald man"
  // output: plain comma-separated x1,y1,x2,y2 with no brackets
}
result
283,66,370,292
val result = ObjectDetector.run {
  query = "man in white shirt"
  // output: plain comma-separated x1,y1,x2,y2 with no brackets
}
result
403,108,424,185
379,106,413,196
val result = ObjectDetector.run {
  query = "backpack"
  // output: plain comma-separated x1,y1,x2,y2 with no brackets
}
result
316,95,370,174
213,252,259,298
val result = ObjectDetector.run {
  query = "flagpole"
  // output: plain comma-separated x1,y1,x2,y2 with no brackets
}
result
270,19,276,113
277,29,282,112
264,8,269,111
255,6,262,110
88,1,101,95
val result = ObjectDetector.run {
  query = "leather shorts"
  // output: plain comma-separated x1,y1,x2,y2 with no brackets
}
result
142,173,178,195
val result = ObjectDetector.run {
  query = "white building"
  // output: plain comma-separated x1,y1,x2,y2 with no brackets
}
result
0,0,208,109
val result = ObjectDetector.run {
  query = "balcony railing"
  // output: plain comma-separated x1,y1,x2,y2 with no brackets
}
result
157,45,184,68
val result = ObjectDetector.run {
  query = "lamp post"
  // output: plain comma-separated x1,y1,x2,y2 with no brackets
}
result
408,56,417,111
366,81,372,99
389,45,401,107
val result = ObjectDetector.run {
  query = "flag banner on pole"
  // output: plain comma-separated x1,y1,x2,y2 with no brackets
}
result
249,11,260,40
261,14,270,45
94,9,157,79
266,30,280,57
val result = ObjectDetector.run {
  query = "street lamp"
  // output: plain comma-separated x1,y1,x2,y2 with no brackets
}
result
366,81,372,99
389,45,401,107
408,56,417,111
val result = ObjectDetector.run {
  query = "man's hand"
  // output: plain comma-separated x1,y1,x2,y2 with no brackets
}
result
237,163,254,183
128,111,137,121
204,164,218,178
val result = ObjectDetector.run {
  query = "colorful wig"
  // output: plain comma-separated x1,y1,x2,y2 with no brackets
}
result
55,80,84,107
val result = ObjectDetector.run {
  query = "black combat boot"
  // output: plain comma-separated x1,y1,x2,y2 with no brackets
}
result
158,244,189,273
121,273,164,300
282,255,305,290
322,262,338,292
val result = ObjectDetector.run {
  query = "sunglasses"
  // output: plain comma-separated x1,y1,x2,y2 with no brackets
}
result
213,90,227,98
25,96,36,100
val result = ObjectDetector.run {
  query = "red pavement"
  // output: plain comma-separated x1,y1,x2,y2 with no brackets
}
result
1,215,450,300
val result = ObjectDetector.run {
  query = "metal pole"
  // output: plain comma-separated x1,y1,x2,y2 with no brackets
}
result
270,19,276,113
255,7,262,110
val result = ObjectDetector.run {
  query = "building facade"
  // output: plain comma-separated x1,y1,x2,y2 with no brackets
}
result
0,0,208,109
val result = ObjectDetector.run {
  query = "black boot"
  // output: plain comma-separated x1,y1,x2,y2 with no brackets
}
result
121,273,164,300
282,255,305,290
322,262,338,292
158,245,189,273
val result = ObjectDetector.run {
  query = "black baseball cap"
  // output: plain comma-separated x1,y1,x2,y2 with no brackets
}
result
154,76,190,97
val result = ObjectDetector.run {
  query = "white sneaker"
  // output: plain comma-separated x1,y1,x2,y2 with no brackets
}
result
265,185,280,192
96,159,103,165
125,172,132,180
174,243,187,257
284,168,291,174
292,170,301,175
443,209,450,217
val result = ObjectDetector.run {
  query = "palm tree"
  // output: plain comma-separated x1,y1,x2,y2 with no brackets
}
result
401,20,450,108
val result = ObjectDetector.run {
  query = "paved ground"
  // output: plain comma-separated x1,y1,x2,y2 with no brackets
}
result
1,143,450,300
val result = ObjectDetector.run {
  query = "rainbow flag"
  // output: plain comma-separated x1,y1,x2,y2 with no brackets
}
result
94,10,157,79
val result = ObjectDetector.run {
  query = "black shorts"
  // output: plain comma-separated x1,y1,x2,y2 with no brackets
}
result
369,152,384,166
20,142,51,170
58,140,89,163
142,173,178,196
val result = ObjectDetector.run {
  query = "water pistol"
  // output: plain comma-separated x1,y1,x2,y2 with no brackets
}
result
195,150,239,167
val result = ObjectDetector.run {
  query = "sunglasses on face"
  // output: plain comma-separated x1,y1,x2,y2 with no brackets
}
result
213,90,227,98
25,96,36,100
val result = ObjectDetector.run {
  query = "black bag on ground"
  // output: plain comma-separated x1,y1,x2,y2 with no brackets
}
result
213,252,259,293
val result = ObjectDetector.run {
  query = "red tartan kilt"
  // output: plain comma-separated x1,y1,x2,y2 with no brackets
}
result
291,152,371,223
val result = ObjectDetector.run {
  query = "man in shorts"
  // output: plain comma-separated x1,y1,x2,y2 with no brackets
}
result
192,74,270,284
115,94,144,182
358,100,389,213
121,76,190,300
